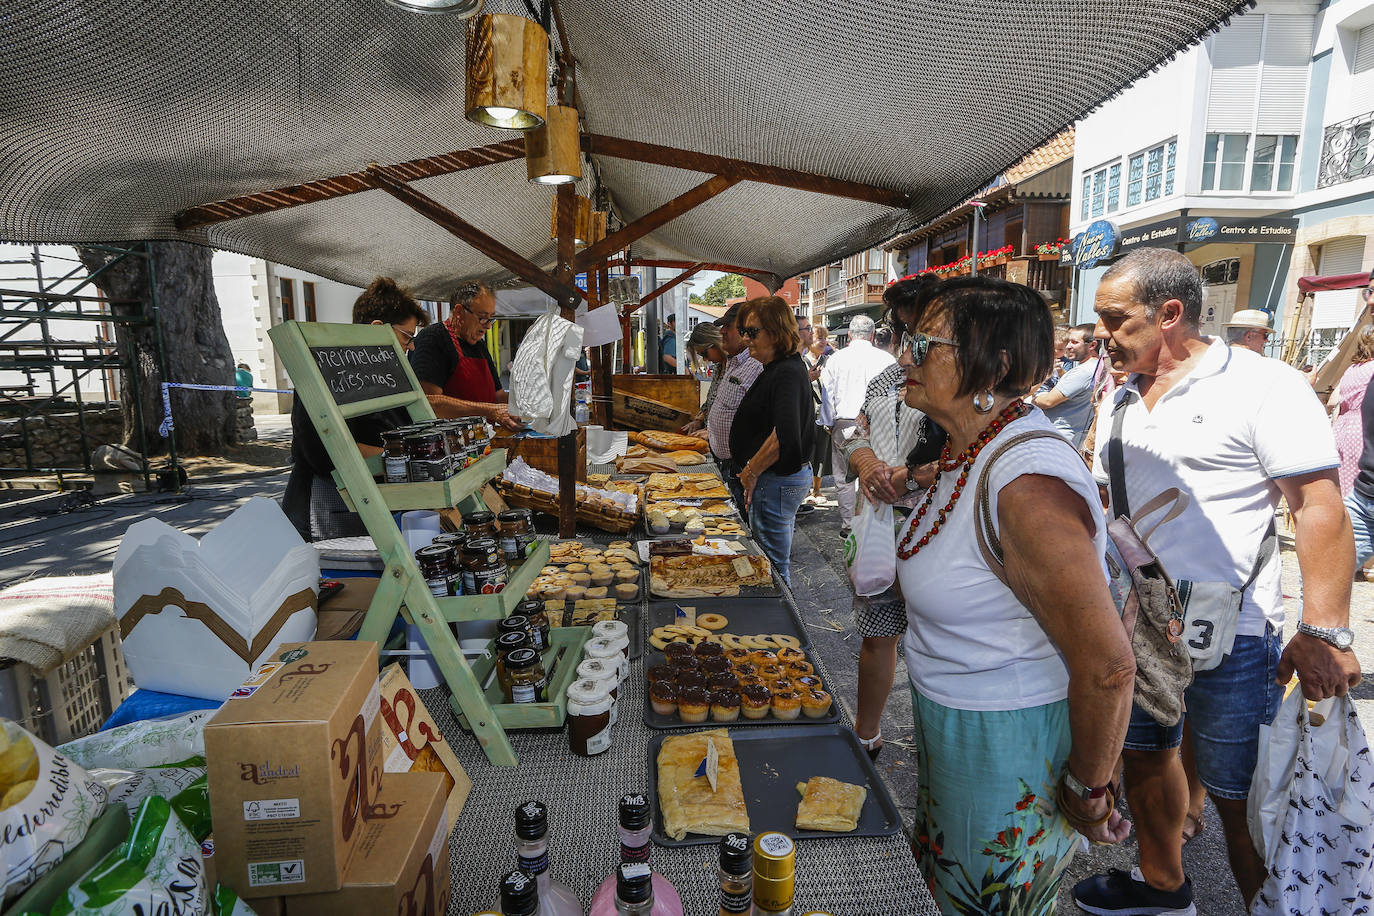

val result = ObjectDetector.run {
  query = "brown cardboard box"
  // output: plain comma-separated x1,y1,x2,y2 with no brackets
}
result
205,641,384,898
284,772,450,916
203,835,286,915
377,663,472,826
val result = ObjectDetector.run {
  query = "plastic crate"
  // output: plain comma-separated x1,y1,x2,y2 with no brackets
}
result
0,624,134,745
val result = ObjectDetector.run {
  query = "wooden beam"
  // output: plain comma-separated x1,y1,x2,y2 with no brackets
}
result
573,175,741,271
605,257,774,279
365,165,583,307
175,139,527,230
627,263,705,318
555,185,579,539
584,134,910,209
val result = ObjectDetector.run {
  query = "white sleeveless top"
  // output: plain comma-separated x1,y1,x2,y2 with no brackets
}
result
896,411,1108,711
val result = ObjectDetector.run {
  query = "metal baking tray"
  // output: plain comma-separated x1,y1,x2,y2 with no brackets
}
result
646,724,902,847
641,540,780,598
643,597,809,649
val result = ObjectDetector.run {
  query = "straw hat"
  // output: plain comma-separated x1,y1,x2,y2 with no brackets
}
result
1224,309,1274,334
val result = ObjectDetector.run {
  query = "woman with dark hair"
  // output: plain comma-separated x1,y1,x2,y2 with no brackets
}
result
284,277,429,540
680,322,725,434
887,276,1135,913
731,296,815,583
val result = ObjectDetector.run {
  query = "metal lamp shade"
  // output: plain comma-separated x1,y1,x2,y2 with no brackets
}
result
383,0,483,15
525,105,582,185
464,13,548,130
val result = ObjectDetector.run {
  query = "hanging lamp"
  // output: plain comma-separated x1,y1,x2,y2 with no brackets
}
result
526,105,582,185
590,209,607,245
384,0,483,15
550,194,593,246
465,13,548,130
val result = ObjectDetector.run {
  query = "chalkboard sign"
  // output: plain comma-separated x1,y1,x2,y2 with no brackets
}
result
308,344,410,406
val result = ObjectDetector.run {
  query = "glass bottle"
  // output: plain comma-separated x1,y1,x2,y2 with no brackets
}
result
590,795,684,915
751,832,795,915
496,870,539,916
718,832,753,915
587,863,659,915
513,801,582,916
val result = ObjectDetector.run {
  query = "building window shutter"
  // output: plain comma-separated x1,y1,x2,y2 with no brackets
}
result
1206,16,1264,132
1356,23,1374,74
1312,238,1367,330
1257,15,1313,134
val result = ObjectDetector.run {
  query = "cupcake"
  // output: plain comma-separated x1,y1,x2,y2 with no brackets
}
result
584,586,609,599
678,686,710,723
776,647,807,665
676,671,708,691
710,689,742,722
757,663,785,682
571,572,592,586
664,642,693,662
724,648,752,666
750,649,778,667
589,568,614,587
732,662,758,679
785,661,815,678
708,672,740,691
737,674,765,690
649,680,679,716
647,511,671,535
771,690,802,720
699,656,730,675
646,664,676,685
615,568,639,584
794,675,823,691
614,582,639,600
740,685,772,719
684,518,706,537
694,641,725,658
801,688,832,719
565,563,587,573
770,677,795,694
669,653,700,672
563,585,586,601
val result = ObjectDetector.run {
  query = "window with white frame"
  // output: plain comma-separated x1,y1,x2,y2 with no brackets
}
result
1126,139,1178,206
1200,132,1298,191
1080,160,1121,220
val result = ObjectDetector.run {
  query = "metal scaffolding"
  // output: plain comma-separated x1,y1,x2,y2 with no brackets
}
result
0,243,164,490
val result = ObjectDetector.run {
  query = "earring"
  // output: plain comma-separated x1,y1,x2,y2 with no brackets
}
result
973,390,995,413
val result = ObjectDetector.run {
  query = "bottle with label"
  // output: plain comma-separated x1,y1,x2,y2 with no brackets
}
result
513,801,582,916
495,870,539,916
717,832,753,915
590,795,684,915
751,832,795,915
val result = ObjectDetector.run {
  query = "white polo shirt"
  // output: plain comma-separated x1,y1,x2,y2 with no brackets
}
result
1091,338,1338,637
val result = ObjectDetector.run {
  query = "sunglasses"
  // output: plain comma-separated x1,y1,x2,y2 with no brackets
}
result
900,331,957,365
740,325,763,339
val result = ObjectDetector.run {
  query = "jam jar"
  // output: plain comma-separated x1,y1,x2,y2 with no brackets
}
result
463,510,497,539
497,614,534,646
440,422,465,459
566,679,613,756
496,509,534,564
406,431,449,482
493,629,531,697
431,533,467,594
505,648,547,704
460,538,503,593
415,545,456,597
381,430,409,484
514,599,551,652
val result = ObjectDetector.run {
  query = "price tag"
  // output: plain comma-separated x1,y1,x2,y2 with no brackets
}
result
675,605,697,626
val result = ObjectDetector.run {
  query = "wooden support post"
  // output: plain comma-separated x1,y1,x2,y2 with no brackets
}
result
598,262,614,425
555,185,579,537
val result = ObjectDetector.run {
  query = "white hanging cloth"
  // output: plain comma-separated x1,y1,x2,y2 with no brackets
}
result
509,310,585,437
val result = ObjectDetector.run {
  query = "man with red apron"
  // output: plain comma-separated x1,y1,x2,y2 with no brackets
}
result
409,280,521,429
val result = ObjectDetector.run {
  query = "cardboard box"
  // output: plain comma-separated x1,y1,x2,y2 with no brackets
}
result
283,772,450,916
493,427,586,482
377,664,472,826
205,641,384,898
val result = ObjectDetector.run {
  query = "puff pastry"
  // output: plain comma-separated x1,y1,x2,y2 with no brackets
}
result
794,776,867,832
657,729,751,840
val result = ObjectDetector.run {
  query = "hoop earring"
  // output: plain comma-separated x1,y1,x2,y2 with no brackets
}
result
973,390,995,413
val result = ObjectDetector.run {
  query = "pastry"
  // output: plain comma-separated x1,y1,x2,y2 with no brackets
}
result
724,648,752,666
615,582,639,600
708,672,740,691
584,586,609,600
563,585,586,601
647,664,676,684
771,690,802,720
615,568,639,583
656,729,751,840
801,688,832,718
750,649,778,666
608,541,633,551
699,656,730,675
794,675,823,691
664,642,694,662
785,661,815,678
570,573,592,586
677,686,710,724
590,568,614,586
697,613,729,631
770,677,795,694
737,674,765,690
757,664,785,682
776,647,806,664
565,562,587,573
711,689,742,722
676,671,708,691
650,680,679,716
694,641,725,658
740,685,771,719
794,776,867,833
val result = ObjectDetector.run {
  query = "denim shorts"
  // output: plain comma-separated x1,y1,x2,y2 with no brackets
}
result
1122,625,1282,800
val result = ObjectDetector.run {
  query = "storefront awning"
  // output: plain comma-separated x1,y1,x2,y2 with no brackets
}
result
1298,273,1370,295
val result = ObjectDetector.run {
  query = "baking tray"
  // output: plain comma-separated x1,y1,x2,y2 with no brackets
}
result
646,724,902,847
640,658,836,728
643,597,809,649
640,539,781,598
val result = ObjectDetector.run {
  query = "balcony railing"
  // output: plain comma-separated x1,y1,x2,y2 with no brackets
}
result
1319,111,1374,189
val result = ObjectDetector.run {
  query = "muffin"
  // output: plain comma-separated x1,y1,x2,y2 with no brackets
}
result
732,663,758,680
740,685,772,719
770,677,795,694
699,656,730,675
584,586,609,599
614,568,638,584
589,568,614,587
663,641,692,661
684,518,706,537
737,674,765,690
563,585,586,601
650,680,679,716
801,688,832,719
710,689,742,723
565,563,587,573
757,664,785,682
570,572,592,586
614,582,639,600
708,672,740,691
694,641,725,658
785,661,815,678
668,653,699,672
776,647,807,665
678,686,710,723
724,648,753,666
794,675,823,691
750,649,778,667
646,664,676,685
676,671,708,691
771,690,802,720
647,511,671,535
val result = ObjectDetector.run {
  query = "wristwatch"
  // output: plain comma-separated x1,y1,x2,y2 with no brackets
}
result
1296,621,1355,650
1061,768,1110,801
904,464,922,492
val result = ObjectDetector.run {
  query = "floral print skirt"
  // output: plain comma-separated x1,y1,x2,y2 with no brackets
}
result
909,687,1080,915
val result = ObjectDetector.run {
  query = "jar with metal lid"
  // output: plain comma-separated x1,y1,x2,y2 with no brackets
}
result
583,637,628,684
514,599,551,652
493,629,532,697
498,614,534,644
464,510,497,539
414,545,456,597
440,421,465,457
505,647,547,704
460,538,503,593
496,509,535,564
381,430,410,484
471,560,508,594
407,430,449,482
565,678,613,756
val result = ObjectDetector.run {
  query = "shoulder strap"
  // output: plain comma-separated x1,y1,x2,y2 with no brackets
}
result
973,429,1079,585
1240,518,1278,593
1107,391,1133,519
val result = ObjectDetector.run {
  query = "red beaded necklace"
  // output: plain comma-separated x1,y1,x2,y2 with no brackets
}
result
896,400,1030,560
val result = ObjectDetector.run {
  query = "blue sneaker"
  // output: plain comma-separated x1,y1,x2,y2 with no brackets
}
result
1072,867,1196,916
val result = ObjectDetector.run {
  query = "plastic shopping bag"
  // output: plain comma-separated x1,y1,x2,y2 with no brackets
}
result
844,497,897,597
1250,690,1374,915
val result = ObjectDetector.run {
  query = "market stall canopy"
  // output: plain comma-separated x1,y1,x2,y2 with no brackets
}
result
1,0,1252,299
1298,273,1370,296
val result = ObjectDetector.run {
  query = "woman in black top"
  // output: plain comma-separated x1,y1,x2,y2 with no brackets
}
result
731,295,815,584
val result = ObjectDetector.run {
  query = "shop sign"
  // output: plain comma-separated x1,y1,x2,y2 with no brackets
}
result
1071,220,1120,269
1118,218,1182,252
1182,215,1297,246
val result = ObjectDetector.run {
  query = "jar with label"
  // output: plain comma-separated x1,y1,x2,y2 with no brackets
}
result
566,678,613,756
515,599,551,652
584,636,628,684
464,510,498,539
381,430,410,483
496,509,535,564
591,620,630,656
406,431,448,482
415,545,456,597
440,422,465,458
505,647,547,704
494,630,532,697
575,658,619,724
431,533,467,594
461,538,504,593
498,614,534,645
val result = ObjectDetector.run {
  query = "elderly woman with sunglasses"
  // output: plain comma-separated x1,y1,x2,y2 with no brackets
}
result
888,277,1135,914
730,295,815,584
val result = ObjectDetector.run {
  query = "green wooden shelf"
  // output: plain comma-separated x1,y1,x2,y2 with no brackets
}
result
452,626,591,730
435,540,550,621
335,449,508,512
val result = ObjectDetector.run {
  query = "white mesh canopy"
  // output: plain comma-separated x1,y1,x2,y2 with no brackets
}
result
0,0,1251,297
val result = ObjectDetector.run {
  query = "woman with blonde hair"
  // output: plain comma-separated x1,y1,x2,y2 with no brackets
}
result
679,322,725,434
1329,324,1374,496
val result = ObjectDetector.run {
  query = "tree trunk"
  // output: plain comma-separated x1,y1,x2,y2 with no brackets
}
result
77,241,238,456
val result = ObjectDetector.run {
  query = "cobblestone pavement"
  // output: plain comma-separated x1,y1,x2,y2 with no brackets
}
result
790,497,1374,915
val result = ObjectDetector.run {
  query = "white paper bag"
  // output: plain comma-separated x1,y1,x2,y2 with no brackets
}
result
844,497,896,597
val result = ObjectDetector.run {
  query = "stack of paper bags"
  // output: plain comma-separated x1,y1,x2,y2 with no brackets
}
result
113,496,319,701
